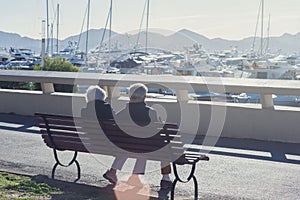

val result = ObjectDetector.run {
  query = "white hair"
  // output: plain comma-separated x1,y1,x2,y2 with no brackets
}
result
128,83,148,100
86,85,107,102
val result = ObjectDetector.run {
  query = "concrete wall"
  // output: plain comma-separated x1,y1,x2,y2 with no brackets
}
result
0,89,85,117
0,89,299,143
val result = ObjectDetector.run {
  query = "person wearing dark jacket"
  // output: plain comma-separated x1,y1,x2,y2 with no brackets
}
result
81,85,114,120
103,83,173,189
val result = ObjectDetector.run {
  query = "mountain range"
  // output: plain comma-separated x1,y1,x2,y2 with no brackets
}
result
0,29,299,55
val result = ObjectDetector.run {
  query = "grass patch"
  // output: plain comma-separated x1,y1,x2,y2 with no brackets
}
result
0,172,61,199
0,172,117,200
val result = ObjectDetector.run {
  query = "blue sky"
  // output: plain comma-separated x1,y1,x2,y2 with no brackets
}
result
1,0,300,40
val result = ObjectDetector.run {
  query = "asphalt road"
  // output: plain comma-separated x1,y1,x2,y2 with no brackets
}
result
0,113,299,199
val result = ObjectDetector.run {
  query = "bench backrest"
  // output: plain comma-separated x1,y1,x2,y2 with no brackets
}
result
35,113,184,162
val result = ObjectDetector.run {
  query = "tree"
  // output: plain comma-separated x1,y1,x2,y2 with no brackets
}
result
0,57,81,92
34,56,80,72
34,57,81,92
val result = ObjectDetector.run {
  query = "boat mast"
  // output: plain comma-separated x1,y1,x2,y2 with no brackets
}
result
46,0,49,55
260,0,264,57
56,4,59,55
108,0,113,66
50,23,53,56
251,0,262,56
135,0,147,51
85,0,91,67
265,14,270,55
145,0,150,53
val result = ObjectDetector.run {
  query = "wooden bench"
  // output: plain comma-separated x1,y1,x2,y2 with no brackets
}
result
35,112,209,200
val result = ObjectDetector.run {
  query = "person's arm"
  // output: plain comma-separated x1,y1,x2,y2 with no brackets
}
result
149,108,161,123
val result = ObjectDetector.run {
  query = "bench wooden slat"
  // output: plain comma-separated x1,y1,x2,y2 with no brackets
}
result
41,128,175,143
38,119,76,127
43,137,176,162
35,113,74,120
81,128,180,139
43,140,89,152
42,134,83,143
42,134,183,150
39,124,79,132
40,129,82,137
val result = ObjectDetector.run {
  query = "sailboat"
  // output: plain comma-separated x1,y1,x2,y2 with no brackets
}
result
242,0,297,79
49,1,87,67
87,0,119,71
89,0,150,73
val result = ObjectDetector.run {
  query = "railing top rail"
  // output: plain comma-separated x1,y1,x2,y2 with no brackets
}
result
0,70,300,95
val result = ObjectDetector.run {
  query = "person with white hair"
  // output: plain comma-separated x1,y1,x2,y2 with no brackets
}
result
103,83,173,189
117,83,158,125
81,85,114,120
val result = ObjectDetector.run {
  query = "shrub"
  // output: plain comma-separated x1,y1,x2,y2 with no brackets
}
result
34,56,81,93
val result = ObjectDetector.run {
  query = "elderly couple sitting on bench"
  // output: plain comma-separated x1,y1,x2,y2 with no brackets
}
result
81,83,190,189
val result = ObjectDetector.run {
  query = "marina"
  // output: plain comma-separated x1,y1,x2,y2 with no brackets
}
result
2,37,300,107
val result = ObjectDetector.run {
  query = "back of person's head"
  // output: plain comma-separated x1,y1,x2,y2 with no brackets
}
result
128,83,148,102
86,85,107,102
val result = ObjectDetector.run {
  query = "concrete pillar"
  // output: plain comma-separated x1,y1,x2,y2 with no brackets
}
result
107,86,120,99
41,83,55,94
176,90,189,102
260,94,274,109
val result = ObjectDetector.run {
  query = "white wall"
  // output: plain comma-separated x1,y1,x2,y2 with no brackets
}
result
0,89,299,143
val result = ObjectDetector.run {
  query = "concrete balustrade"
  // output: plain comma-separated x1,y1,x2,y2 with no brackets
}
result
0,70,299,143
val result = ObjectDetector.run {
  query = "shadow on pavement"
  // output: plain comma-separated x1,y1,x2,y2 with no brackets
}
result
192,135,300,165
0,113,39,134
32,174,159,200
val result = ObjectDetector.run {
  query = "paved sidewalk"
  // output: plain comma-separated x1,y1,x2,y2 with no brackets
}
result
0,113,299,199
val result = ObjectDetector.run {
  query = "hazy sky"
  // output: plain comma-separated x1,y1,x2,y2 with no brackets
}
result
1,0,300,40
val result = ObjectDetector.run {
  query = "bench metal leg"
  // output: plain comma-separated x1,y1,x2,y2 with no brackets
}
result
170,179,178,200
171,162,199,200
51,149,81,182
170,176,198,200
192,175,198,200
